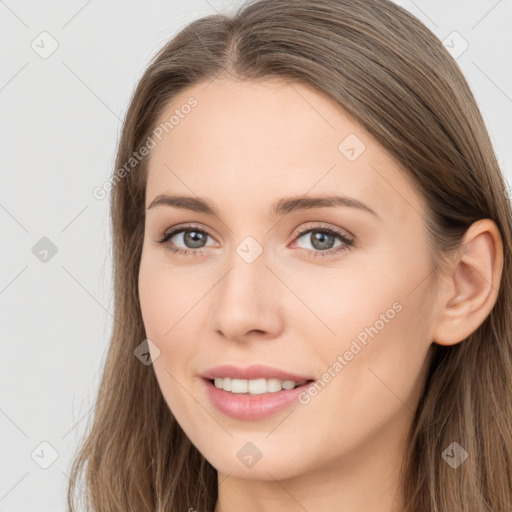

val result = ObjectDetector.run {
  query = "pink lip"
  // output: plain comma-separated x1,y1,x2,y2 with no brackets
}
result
200,364,314,382
202,378,314,421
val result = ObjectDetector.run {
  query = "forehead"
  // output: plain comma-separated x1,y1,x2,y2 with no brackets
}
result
145,78,425,223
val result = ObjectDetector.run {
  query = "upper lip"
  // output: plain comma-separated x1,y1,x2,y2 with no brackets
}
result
201,364,315,382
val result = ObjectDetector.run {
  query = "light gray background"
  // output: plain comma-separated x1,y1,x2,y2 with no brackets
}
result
1,1,511,510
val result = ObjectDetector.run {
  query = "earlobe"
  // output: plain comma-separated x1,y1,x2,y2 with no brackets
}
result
433,219,504,346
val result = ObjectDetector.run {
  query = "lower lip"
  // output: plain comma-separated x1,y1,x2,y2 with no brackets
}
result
202,378,313,421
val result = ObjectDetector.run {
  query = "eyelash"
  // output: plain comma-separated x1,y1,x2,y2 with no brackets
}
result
155,223,355,259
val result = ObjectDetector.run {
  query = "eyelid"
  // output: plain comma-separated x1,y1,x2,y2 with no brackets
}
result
161,222,219,242
292,221,354,240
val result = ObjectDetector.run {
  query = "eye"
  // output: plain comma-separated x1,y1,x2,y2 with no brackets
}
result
155,223,216,257
155,223,355,258
292,224,355,258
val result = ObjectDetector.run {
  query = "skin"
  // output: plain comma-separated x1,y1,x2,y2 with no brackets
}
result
138,77,503,512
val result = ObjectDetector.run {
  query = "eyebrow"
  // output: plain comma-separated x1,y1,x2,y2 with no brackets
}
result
147,193,380,219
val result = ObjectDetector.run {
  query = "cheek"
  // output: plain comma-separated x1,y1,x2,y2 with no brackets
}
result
299,250,433,404
138,259,197,418
138,260,167,337
294,291,432,464
138,256,209,374
138,258,187,363
281,256,403,353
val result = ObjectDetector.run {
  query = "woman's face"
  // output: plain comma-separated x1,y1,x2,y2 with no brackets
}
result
138,78,438,483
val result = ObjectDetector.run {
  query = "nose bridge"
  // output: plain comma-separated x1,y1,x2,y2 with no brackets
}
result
211,234,283,338
219,234,269,308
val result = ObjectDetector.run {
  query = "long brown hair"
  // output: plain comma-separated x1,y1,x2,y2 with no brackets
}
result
67,0,512,510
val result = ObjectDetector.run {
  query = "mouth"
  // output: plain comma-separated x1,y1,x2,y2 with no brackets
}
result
202,376,316,420
206,377,315,395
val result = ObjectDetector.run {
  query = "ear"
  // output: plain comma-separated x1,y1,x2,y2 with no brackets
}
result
433,219,504,346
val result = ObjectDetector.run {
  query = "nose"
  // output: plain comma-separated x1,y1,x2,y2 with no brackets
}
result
211,243,285,343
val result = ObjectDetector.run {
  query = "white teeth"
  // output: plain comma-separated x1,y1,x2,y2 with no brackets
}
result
231,379,248,393
213,377,307,394
223,377,232,391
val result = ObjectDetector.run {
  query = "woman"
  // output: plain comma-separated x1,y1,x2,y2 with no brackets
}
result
67,0,512,510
